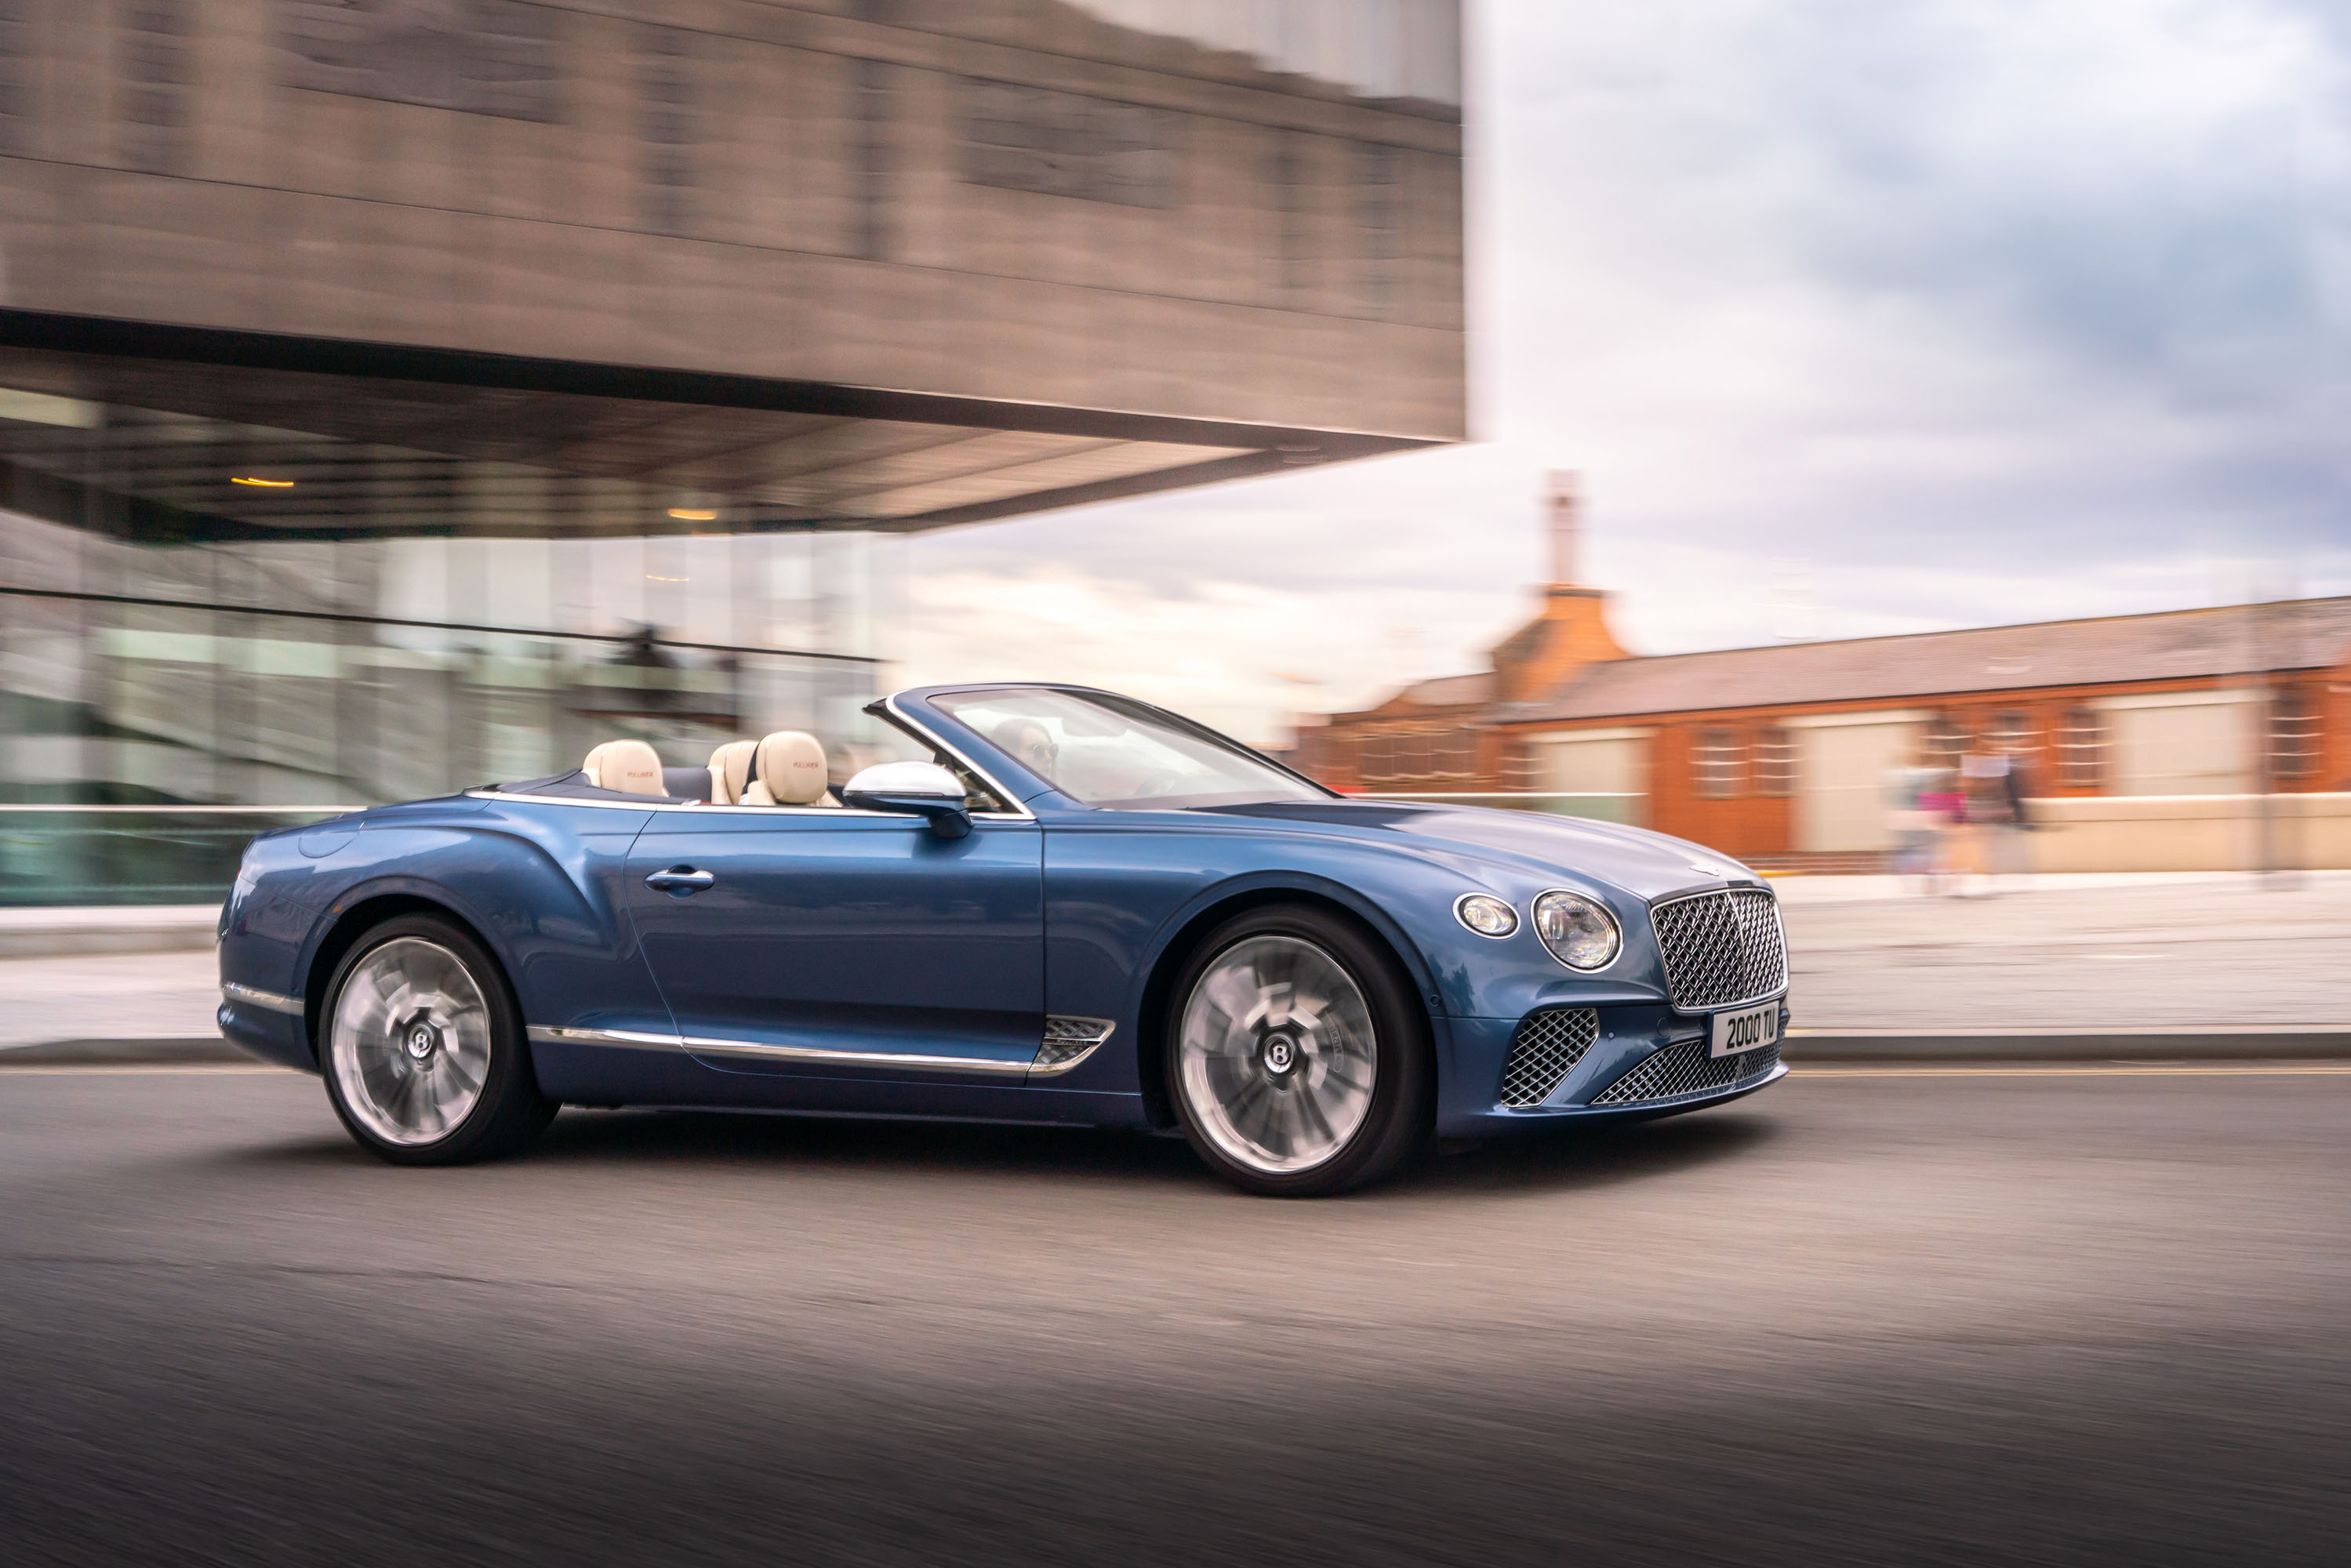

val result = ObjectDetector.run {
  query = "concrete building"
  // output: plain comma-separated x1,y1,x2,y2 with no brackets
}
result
0,1,1466,900
1302,477,2351,872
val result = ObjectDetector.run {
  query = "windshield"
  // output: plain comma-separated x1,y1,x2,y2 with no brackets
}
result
931,689,1329,811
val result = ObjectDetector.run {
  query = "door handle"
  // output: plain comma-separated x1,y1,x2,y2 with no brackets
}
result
645,866,717,895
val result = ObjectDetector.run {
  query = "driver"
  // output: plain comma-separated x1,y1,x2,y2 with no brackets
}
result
994,717,1059,779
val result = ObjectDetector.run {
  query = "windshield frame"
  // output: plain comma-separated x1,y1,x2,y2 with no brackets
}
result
907,684,1340,812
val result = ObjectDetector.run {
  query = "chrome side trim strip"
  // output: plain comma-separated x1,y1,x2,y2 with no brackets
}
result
681,1033,1037,1075
222,981,303,1015
528,1025,686,1051
526,1023,1035,1076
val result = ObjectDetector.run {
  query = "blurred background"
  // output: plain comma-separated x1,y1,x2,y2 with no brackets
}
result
0,0,1464,900
1,0,2346,903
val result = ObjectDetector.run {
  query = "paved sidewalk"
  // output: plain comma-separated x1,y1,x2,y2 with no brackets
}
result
1779,870,2351,1029
0,949,222,1049
0,903,216,957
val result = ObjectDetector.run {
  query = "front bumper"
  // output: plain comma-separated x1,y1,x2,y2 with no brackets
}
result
1437,1001,1789,1138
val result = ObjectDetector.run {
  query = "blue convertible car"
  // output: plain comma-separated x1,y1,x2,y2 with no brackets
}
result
217,684,1788,1195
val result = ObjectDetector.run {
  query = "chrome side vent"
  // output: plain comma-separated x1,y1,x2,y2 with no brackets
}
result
1034,1015,1114,1075
1498,1007,1599,1108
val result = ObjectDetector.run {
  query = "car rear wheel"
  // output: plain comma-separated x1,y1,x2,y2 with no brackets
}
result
320,915,555,1166
1167,906,1433,1196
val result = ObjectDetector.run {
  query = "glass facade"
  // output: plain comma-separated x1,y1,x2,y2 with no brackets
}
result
0,365,899,906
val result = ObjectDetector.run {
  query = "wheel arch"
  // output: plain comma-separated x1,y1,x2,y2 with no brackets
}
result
300,888,518,1065
1130,877,1444,1131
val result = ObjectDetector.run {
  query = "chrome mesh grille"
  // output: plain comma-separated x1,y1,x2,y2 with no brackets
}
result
1036,1015,1114,1069
1591,1040,1780,1106
1498,1007,1599,1109
1650,888,1787,1011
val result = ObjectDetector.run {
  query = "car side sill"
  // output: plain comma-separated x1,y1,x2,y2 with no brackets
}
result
527,1025,1103,1078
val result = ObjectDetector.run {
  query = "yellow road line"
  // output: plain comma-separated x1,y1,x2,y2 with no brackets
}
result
1798,1064,2351,1077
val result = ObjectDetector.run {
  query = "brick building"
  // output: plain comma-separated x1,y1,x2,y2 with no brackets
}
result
1300,478,2351,867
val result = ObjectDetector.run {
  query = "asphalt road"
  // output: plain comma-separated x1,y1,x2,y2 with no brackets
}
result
4,1066,2347,1566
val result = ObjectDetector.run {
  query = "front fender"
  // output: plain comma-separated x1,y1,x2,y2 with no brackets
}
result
1132,868,1449,1021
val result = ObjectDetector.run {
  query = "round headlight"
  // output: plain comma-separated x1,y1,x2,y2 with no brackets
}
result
1532,889,1620,971
1454,893,1519,938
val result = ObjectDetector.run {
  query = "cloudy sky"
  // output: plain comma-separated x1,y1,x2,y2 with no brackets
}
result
903,0,2351,742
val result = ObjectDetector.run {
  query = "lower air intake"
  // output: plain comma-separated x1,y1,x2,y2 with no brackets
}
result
1499,1007,1599,1108
1590,1039,1780,1106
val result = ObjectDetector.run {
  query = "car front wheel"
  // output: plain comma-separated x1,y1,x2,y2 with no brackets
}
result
320,915,555,1165
1167,906,1433,1196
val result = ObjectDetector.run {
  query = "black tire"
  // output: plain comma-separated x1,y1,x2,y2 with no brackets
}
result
318,914,556,1166
1164,904,1433,1196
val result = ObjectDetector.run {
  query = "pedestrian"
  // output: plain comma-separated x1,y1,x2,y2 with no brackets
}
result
1883,754,1941,894
1916,760,1966,896
1959,746,2015,898
1992,746,2035,882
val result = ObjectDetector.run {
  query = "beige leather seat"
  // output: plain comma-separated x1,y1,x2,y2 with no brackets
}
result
580,739,667,797
706,740,757,806
739,731,836,807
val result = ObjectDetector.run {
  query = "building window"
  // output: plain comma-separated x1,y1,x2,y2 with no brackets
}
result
2269,686,2320,780
1354,727,1477,787
1500,735,1538,792
1267,134,1309,295
2057,706,2103,788
1439,728,1477,778
1693,727,1743,799
1925,712,1971,771
1357,140,1401,313
1754,724,1795,797
850,57,892,261
1988,709,2035,754
1309,731,1355,784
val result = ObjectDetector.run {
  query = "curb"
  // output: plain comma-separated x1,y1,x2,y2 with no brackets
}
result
1786,1027,2351,1062
0,1037,261,1065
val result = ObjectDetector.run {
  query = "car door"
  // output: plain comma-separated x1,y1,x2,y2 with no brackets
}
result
621,806,1044,1080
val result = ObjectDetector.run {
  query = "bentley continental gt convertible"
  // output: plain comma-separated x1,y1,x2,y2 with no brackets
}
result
216,684,1790,1196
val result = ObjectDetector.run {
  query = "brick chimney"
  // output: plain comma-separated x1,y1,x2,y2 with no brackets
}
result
1549,468,1579,587
1491,470,1626,703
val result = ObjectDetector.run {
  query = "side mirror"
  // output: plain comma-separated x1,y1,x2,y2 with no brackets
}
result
840,760,974,840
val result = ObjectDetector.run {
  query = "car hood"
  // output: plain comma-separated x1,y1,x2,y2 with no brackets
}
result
1196,800,1753,902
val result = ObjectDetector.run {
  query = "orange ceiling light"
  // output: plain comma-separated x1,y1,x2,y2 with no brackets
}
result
667,506,717,521
231,476,295,488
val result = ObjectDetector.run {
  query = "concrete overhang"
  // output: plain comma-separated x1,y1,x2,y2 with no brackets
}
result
0,310,1439,543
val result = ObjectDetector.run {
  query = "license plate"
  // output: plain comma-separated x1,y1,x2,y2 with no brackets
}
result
1710,1001,1780,1058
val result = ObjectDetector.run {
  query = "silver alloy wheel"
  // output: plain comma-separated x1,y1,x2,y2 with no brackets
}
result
329,937,494,1147
1177,934,1378,1176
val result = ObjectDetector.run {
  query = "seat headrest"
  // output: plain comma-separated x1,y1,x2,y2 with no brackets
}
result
581,739,667,797
745,731,830,807
707,740,757,806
